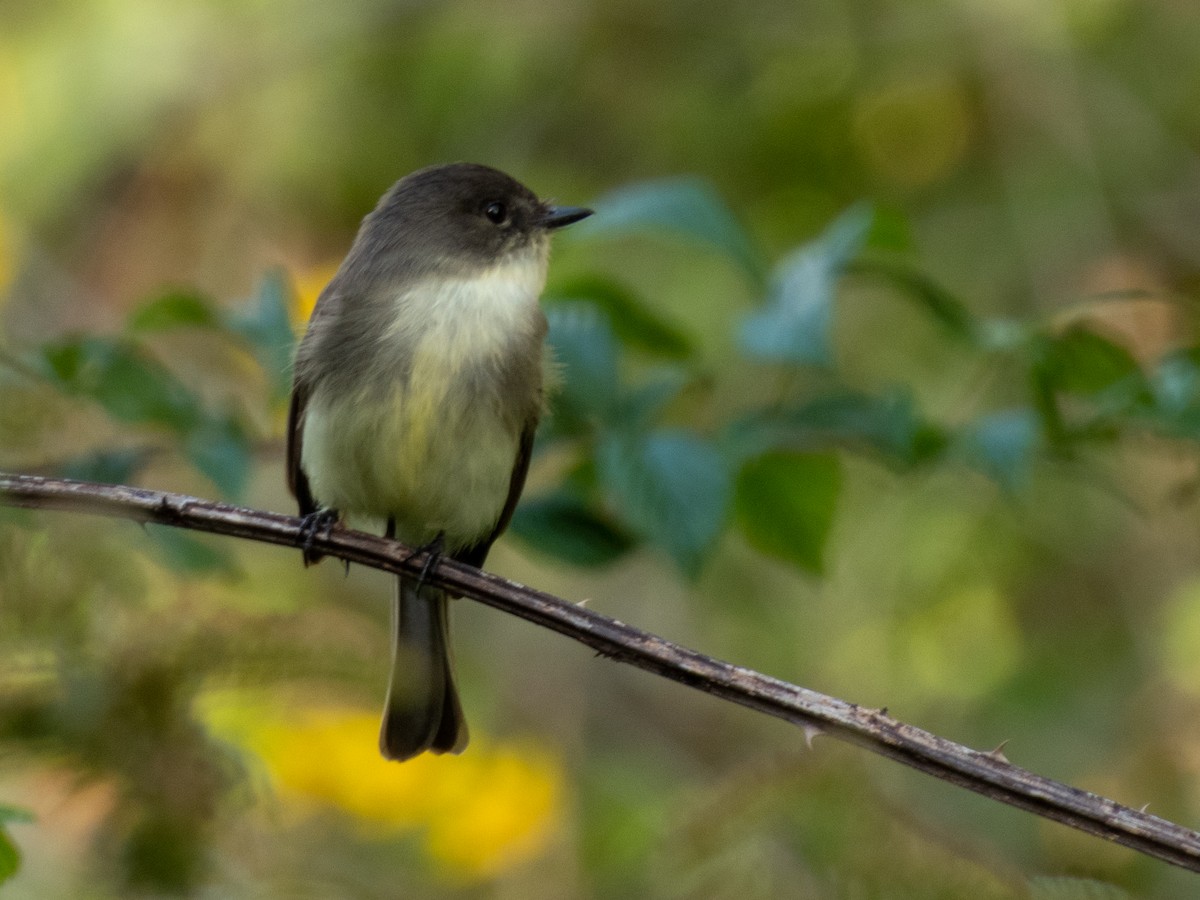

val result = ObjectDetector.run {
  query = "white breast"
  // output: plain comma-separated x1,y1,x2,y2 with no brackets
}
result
383,254,548,369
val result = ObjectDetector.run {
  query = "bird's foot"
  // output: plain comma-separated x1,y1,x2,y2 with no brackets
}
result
404,531,446,590
299,508,340,565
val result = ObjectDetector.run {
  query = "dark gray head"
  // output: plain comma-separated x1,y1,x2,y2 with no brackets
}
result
347,163,591,281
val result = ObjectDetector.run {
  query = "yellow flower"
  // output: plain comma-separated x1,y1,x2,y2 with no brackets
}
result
424,743,563,880
198,692,563,881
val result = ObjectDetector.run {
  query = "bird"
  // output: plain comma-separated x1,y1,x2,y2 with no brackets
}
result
286,162,591,760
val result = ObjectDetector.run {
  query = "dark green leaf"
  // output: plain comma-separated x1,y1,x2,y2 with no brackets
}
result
547,303,621,433
226,269,296,400
960,409,1040,491
38,339,83,382
863,204,915,253
142,524,237,575
184,418,252,498
127,290,221,332
740,204,873,367
726,389,946,466
559,457,601,493
546,276,693,358
0,829,18,885
734,451,841,574
597,430,730,576
511,492,637,566
1038,325,1141,395
0,804,32,886
577,177,767,284
38,337,203,432
1030,326,1149,436
1028,336,1068,446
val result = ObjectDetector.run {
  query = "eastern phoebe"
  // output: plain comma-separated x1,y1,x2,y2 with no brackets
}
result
286,163,591,761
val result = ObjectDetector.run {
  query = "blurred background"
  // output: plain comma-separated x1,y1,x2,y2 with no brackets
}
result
4,0,1200,897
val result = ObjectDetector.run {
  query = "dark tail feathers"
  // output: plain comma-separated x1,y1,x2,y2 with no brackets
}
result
379,577,469,761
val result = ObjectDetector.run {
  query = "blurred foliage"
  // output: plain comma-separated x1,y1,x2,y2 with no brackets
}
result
0,803,34,886
5,0,1200,897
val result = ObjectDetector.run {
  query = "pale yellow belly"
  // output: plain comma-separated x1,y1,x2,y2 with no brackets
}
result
301,380,521,551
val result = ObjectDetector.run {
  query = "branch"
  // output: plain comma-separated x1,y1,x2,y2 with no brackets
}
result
2,473,1199,872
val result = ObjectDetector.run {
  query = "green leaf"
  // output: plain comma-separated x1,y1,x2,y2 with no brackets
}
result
960,409,1040,491
546,303,621,432
726,389,945,467
143,524,237,575
127,290,221,332
739,203,873,367
38,337,203,432
511,492,637,566
598,430,730,576
1029,326,1148,438
0,804,32,887
226,269,296,400
546,276,693,358
847,258,977,340
37,335,252,492
734,451,841,574
183,418,252,498
1039,325,1141,395
863,204,916,253
577,177,767,284
0,829,18,885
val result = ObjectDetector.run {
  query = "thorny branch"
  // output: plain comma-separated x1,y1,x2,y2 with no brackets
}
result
2,472,1199,872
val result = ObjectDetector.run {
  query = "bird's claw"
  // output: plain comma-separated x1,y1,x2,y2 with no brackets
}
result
404,531,446,590
299,508,340,564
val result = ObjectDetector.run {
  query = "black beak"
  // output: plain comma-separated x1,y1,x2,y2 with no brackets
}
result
539,205,593,230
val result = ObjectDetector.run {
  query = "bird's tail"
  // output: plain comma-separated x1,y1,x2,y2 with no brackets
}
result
379,576,469,761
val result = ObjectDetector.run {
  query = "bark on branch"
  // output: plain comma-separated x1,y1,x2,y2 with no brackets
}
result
2,472,1199,871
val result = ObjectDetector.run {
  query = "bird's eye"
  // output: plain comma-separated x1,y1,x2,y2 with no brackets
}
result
484,201,508,225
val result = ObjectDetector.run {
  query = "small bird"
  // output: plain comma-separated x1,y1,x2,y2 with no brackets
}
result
286,163,591,760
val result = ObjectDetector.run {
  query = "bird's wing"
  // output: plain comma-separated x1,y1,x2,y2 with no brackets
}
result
285,379,318,519
456,418,537,568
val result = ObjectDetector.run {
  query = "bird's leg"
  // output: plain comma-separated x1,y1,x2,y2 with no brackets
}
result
402,531,446,591
299,507,341,565
417,532,446,589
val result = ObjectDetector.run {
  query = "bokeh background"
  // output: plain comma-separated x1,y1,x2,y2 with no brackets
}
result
5,0,1200,897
